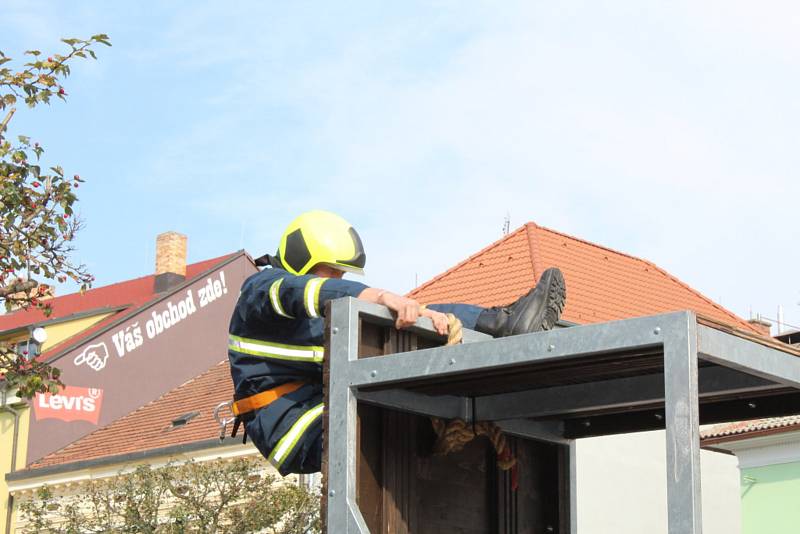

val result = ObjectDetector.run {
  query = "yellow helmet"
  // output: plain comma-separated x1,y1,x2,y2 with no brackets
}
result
278,211,366,276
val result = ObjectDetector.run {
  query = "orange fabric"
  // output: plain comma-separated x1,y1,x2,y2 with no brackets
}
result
232,381,305,416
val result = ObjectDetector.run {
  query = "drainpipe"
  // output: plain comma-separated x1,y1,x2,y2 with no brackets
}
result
1,386,21,534
3,494,11,534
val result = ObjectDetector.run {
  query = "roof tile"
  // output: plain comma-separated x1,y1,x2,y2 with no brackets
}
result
409,222,759,333
701,416,800,441
0,255,233,333
29,360,234,469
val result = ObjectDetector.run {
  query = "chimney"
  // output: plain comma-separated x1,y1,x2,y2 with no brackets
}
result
747,316,772,337
154,232,187,293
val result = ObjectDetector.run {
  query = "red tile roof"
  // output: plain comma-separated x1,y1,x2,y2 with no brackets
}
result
0,254,237,362
0,255,233,333
28,360,234,470
409,223,759,334
701,416,800,444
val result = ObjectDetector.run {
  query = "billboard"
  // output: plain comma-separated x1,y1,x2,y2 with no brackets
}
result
25,254,256,463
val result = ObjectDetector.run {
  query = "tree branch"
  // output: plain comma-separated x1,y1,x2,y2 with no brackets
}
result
0,107,15,136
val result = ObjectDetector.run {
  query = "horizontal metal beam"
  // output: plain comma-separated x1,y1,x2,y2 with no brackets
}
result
564,391,800,439
495,418,570,445
349,298,492,344
338,309,685,388
698,325,800,389
474,365,778,421
357,389,472,421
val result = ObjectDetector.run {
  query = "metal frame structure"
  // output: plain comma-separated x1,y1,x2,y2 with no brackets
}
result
326,298,800,534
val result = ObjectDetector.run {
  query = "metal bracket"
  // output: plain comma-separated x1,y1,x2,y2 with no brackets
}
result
213,400,235,442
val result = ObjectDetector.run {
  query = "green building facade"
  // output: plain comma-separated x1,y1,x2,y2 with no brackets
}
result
703,420,800,534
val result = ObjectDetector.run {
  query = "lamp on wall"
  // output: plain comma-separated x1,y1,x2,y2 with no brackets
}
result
31,326,47,345
19,326,48,359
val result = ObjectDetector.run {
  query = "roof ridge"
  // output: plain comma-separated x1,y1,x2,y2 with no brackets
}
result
408,225,529,296
637,257,759,334
701,416,800,440
534,224,757,334
80,254,233,297
0,254,235,319
524,223,543,280
32,360,230,466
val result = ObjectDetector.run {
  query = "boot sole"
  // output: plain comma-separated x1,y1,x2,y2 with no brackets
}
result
505,267,567,335
536,267,566,331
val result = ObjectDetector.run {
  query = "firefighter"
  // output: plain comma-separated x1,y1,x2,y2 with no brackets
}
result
228,210,566,475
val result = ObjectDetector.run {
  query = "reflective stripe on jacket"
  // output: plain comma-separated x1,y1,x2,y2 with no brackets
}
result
228,266,368,474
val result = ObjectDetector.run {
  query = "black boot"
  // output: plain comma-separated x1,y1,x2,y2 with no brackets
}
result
474,267,566,337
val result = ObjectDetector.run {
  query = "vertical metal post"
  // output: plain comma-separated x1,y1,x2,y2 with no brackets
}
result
569,440,577,534
663,312,702,534
327,298,370,533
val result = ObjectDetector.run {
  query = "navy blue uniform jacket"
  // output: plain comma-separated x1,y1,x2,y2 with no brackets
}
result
228,266,368,475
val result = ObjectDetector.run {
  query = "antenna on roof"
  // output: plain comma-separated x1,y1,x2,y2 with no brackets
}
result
502,212,511,236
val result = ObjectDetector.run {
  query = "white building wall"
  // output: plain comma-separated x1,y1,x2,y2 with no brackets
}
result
576,430,740,534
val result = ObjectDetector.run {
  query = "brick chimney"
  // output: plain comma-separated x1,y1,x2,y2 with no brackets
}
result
747,317,772,337
154,232,187,293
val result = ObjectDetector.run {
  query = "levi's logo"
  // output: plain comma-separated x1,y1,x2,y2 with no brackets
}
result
33,386,104,425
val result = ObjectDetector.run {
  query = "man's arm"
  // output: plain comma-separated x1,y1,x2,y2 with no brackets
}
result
358,288,450,335
242,269,449,335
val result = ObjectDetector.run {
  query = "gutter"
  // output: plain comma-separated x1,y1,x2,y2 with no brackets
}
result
0,306,128,340
6,436,250,486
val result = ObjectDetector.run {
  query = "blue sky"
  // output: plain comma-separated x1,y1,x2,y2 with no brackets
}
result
3,1,799,332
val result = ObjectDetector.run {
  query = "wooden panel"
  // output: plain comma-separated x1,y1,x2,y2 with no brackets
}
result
359,404,384,533
356,408,563,533
405,413,493,533
382,410,413,534
360,320,388,359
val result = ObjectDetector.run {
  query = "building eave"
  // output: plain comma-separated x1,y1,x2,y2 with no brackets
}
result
7,437,256,491
0,305,128,339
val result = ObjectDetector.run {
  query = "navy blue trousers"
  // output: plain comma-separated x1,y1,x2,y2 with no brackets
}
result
427,303,484,329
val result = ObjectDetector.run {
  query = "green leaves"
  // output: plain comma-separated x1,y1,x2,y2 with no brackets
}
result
91,34,112,47
1,348,64,399
1,35,110,114
18,459,321,533
0,35,110,397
